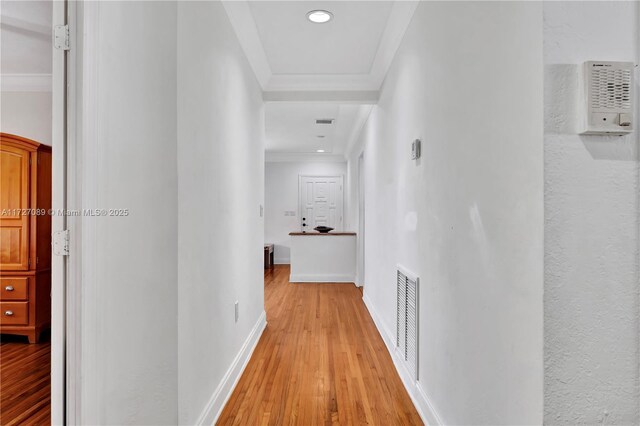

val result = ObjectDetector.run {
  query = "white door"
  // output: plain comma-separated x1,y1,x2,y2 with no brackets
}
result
299,176,343,232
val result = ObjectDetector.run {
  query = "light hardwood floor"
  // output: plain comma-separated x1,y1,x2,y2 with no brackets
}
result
0,333,50,425
217,265,423,425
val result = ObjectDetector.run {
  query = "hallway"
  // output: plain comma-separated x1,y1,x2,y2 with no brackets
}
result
218,266,422,425
2,1,638,424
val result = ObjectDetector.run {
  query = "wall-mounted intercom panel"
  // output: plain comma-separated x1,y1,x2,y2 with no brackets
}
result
581,61,634,135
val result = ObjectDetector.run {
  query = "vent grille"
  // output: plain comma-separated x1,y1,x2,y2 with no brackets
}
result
315,119,334,125
396,266,418,381
591,68,632,111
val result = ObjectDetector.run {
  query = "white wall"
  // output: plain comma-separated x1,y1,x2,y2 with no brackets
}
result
265,161,347,263
0,91,52,145
177,2,265,424
78,2,266,424
350,2,544,424
543,2,640,424
79,2,179,424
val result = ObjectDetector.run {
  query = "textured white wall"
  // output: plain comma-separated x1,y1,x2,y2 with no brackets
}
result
543,2,640,424
352,2,544,424
0,91,51,145
265,161,347,263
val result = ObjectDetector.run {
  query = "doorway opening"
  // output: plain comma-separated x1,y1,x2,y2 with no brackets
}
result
0,133,53,424
357,152,365,289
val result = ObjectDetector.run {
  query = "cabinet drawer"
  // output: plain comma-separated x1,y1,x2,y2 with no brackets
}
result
0,277,28,300
0,302,28,325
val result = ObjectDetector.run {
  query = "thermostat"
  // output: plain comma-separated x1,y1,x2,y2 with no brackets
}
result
581,61,634,135
411,139,421,160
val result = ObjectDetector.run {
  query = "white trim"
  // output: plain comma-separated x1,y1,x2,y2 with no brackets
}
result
65,1,85,423
195,311,268,426
290,274,355,283
0,13,50,36
221,1,271,88
273,257,290,265
344,106,374,159
356,152,366,288
368,1,419,88
263,90,378,104
1,74,52,92
51,1,67,424
265,152,346,163
416,381,446,426
73,2,101,422
397,263,419,285
266,74,380,92
362,293,444,426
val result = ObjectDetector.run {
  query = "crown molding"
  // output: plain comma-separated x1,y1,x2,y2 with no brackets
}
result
224,0,418,93
1,74,52,92
265,152,346,163
368,1,418,87
222,1,272,88
344,105,374,158
0,14,51,38
263,90,378,104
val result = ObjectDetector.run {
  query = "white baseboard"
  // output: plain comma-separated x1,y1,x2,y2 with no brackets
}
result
290,273,355,283
362,294,444,426
274,257,290,264
195,310,267,425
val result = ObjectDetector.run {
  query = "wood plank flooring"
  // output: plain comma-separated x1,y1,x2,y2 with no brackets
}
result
218,265,422,425
0,333,50,425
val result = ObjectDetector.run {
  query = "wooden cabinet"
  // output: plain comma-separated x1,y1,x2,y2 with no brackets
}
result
0,133,51,343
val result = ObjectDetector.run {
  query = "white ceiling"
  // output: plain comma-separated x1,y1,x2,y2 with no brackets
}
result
265,102,372,157
1,1,52,75
224,0,417,91
249,1,393,76
227,1,416,159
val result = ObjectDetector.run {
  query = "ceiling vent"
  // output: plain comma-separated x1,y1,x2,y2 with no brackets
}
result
315,119,334,125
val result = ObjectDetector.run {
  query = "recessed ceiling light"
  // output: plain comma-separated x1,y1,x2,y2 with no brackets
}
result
307,10,333,24
317,149,325,153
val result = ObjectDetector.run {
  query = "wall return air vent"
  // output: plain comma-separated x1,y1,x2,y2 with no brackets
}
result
581,61,634,135
396,265,419,381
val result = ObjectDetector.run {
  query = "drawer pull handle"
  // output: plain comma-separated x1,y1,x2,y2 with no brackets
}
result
5,286,14,292
4,311,14,316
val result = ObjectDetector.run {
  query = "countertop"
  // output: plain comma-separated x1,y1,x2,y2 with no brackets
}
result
289,232,357,236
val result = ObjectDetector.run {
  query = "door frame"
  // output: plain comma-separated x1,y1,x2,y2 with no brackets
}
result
52,0,85,423
298,175,345,232
357,153,365,288
51,1,67,424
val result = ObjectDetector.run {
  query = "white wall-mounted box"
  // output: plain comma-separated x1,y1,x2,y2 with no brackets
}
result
580,61,634,135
